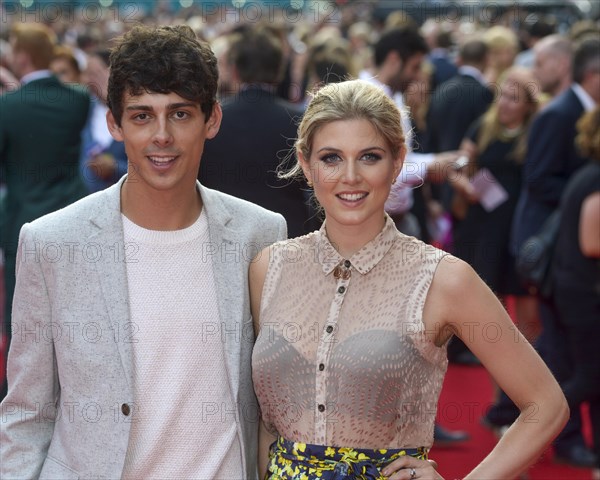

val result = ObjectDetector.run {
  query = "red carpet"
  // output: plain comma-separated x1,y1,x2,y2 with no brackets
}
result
432,364,595,479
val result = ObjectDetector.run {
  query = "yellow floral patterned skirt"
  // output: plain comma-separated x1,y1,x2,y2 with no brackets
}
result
265,436,428,480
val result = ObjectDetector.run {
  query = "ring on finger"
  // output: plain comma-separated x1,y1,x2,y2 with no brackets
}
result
409,467,417,479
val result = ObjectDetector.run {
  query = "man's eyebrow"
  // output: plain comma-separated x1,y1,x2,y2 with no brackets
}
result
124,102,198,111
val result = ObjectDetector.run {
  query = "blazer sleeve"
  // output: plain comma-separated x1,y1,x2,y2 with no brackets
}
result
276,215,287,242
0,224,58,479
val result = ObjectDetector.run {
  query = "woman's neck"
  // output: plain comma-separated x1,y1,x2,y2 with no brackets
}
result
324,215,386,259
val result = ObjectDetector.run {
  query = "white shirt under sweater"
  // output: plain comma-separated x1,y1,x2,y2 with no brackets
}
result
121,210,244,480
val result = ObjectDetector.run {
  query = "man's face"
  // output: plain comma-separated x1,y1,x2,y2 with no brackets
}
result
83,55,110,103
534,48,562,95
107,90,221,199
50,57,80,84
390,52,425,94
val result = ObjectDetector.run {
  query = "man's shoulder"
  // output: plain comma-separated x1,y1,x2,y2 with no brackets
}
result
536,88,582,124
23,189,112,240
1,78,89,110
225,88,303,112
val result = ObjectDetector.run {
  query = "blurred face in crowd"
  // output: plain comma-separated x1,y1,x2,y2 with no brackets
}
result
390,52,425,94
489,46,516,73
497,77,534,129
534,47,564,95
50,57,80,84
84,54,110,103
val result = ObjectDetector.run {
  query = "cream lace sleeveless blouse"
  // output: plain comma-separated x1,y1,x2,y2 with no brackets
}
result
252,215,449,449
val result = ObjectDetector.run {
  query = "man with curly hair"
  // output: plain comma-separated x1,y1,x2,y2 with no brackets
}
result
0,25,286,479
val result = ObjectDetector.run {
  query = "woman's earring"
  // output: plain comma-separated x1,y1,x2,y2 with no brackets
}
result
307,179,313,187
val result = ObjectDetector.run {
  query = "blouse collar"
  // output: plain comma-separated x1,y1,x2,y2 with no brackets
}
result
317,214,398,276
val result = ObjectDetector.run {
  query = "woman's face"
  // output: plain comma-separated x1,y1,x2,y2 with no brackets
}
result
299,118,402,236
497,78,532,129
491,46,516,71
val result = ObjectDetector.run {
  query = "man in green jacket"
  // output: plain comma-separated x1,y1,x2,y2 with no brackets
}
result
0,23,90,398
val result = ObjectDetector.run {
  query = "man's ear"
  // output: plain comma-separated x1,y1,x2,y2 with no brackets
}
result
106,110,124,142
205,103,223,140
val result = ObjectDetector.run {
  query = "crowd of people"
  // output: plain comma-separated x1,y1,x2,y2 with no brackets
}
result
0,0,599,478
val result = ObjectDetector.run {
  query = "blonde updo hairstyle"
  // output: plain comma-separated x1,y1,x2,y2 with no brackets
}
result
282,80,407,181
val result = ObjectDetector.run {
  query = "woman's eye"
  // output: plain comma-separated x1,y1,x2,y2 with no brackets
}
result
319,153,341,164
362,153,382,162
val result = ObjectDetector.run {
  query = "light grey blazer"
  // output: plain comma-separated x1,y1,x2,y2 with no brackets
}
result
0,176,286,479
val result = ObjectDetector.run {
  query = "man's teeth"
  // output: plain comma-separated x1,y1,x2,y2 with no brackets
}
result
338,193,367,201
149,156,176,165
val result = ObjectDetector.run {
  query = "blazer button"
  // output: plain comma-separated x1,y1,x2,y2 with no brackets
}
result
121,403,131,416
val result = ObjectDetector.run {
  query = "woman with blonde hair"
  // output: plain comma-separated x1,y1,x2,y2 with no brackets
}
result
483,26,519,85
250,79,567,479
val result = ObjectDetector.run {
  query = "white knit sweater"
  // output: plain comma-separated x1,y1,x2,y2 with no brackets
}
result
121,210,243,479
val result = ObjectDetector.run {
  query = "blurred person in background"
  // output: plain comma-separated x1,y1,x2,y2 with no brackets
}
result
199,27,309,237
304,36,354,91
426,37,492,161
79,49,127,193
425,36,494,367
483,26,519,85
451,67,541,302
510,35,600,468
514,15,557,69
421,19,458,91
553,106,600,474
50,45,83,84
532,35,573,101
0,40,18,94
0,23,90,400
210,32,241,100
347,21,374,74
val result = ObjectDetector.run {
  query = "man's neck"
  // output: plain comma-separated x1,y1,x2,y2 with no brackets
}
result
19,68,51,84
120,180,203,231
551,78,572,98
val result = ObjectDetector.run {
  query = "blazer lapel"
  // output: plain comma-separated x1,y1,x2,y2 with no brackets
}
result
200,184,244,399
88,177,133,387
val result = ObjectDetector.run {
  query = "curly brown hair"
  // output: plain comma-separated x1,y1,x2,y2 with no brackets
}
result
107,24,218,126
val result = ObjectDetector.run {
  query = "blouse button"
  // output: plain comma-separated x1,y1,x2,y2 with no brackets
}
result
318,404,325,412
344,260,351,268
338,286,346,294
326,325,333,333
319,363,325,371
121,403,131,416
